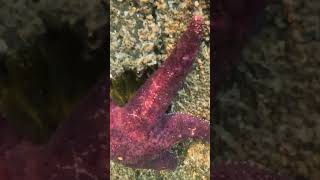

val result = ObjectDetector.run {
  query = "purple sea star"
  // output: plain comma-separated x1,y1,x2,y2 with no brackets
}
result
110,16,210,170
0,76,108,180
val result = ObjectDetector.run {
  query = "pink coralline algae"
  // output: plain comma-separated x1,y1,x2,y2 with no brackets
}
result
0,76,107,180
110,16,210,170
212,161,291,180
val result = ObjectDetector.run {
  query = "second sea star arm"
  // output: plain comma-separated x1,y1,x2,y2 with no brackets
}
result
124,16,203,126
149,113,210,150
122,113,210,170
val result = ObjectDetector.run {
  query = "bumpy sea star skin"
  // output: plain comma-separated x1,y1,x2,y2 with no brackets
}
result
0,76,107,180
212,161,291,180
110,16,210,170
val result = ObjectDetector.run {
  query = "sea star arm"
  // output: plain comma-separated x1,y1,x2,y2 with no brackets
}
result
149,113,210,150
111,113,210,170
133,113,209,170
124,16,203,126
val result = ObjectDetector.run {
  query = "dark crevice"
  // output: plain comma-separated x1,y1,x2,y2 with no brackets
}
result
0,19,106,143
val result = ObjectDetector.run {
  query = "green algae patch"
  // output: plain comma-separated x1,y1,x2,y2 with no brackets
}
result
110,68,155,106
